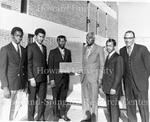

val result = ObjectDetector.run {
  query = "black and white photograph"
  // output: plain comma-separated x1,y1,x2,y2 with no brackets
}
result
0,0,150,122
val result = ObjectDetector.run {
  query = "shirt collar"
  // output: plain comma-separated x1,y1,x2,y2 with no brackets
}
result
11,41,20,51
87,43,94,49
108,50,116,58
126,43,135,51
35,41,42,47
58,47,65,51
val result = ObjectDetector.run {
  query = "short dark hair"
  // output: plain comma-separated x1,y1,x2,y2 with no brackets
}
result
124,30,135,38
106,38,117,46
35,28,46,36
57,35,67,42
11,27,24,36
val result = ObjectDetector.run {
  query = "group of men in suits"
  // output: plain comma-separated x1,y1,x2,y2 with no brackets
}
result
81,31,150,122
0,27,71,121
0,27,150,122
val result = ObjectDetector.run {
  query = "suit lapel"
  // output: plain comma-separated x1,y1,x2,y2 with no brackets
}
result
34,42,44,56
83,46,87,61
64,48,67,61
88,44,96,57
107,52,117,63
57,47,64,62
130,44,137,58
20,46,26,64
9,43,20,64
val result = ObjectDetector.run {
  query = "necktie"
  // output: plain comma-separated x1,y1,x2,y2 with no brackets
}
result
85,46,91,60
127,46,132,56
40,45,43,53
17,44,20,57
61,49,65,59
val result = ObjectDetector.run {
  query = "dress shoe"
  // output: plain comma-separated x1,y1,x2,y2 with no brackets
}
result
80,119,91,122
60,115,71,121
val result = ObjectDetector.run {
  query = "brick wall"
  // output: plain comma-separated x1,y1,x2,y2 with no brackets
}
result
0,29,28,49
98,9,106,37
28,0,87,32
106,2,118,12
107,14,118,41
43,37,83,62
89,2,97,33
0,0,21,12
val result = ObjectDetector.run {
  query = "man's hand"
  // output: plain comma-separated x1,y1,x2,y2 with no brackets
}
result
4,87,11,99
30,78,36,87
50,80,55,88
110,89,116,95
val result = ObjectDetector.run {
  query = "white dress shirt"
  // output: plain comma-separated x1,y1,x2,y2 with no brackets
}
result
85,44,94,59
126,43,135,55
11,41,21,57
108,50,116,59
59,47,65,59
35,41,43,53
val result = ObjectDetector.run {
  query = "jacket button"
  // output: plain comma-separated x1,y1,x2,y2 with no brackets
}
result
23,73,25,75
18,74,20,76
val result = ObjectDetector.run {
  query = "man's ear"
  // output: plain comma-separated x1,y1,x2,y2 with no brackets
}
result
11,35,14,40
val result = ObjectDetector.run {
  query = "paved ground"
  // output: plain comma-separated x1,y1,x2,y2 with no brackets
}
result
0,85,147,122
0,98,144,122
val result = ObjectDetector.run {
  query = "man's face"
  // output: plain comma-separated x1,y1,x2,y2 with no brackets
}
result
58,38,66,49
106,42,115,53
86,36,95,46
124,32,135,47
36,33,45,44
12,31,23,44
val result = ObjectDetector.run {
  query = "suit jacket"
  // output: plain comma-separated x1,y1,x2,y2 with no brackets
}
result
82,43,105,83
48,47,72,86
102,52,124,94
27,42,47,82
0,43,27,90
120,44,150,91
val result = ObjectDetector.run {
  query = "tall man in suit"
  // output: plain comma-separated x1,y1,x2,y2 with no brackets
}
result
0,27,27,120
81,32,105,122
27,28,47,121
120,30,150,122
48,35,72,121
102,39,124,122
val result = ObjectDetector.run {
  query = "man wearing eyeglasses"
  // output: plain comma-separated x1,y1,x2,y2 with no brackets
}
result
120,30,150,122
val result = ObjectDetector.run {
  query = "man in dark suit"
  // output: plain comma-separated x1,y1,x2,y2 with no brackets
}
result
0,27,27,120
48,35,72,121
27,28,47,121
102,39,124,122
120,30,150,122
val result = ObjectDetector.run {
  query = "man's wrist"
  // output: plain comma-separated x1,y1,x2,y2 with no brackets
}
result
29,78,35,81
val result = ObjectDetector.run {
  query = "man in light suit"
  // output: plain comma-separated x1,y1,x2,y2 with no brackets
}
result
81,32,105,122
0,27,27,120
27,28,47,121
120,30,150,122
102,39,124,122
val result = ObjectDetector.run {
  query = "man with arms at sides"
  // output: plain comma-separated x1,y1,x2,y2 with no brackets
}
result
48,35,72,121
102,39,124,122
0,27,27,120
80,32,105,122
120,30,150,122
27,28,47,121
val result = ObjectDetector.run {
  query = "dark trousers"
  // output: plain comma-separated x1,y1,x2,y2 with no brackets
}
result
106,93,120,122
52,78,69,117
28,82,47,121
125,78,149,122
